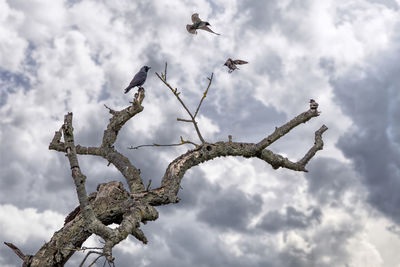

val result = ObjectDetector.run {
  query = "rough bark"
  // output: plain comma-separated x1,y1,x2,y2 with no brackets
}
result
5,83,327,266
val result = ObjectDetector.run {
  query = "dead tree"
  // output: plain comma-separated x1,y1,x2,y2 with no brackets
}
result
4,65,327,266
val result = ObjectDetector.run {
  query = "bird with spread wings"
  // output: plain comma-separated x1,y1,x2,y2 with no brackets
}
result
224,58,248,73
186,13,220,35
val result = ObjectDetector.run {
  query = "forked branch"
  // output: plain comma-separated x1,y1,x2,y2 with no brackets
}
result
49,88,146,193
50,113,159,263
4,242,32,266
7,65,328,266
159,100,327,203
155,63,213,144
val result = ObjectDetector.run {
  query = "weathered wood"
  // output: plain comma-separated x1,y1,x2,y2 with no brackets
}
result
6,82,327,266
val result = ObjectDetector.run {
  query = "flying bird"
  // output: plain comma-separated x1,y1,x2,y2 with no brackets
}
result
224,58,248,73
124,66,151,94
186,13,220,35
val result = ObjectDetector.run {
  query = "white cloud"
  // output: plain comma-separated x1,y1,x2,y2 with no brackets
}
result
0,204,64,244
7,0,67,45
0,0,27,71
346,236,384,267
1,0,400,266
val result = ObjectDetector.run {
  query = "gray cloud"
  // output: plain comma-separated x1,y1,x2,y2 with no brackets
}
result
331,28,400,223
258,206,322,233
386,224,400,238
306,157,362,205
238,1,281,32
0,68,30,107
238,0,312,44
2,0,400,266
197,185,263,231
202,87,287,143
366,0,399,10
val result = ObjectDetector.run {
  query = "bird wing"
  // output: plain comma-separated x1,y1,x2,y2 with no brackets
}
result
186,24,197,34
199,25,220,35
191,13,201,23
125,71,147,93
129,71,147,87
233,60,248,65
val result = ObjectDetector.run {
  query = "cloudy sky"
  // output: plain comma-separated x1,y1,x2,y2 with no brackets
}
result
1,0,400,266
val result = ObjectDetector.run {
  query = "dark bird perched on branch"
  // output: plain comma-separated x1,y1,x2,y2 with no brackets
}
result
124,66,151,94
186,13,220,35
224,58,248,73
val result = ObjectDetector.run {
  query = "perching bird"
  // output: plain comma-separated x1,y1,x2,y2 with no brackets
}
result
309,99,319,110
224,58,248,73
124,66,151,94
186,13,220,35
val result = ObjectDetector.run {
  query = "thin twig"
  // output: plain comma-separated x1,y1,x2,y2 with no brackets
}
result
194,73,213,118
129,143,185,149
129,137,198,149
164,62,167,81
79,251,103,267
155,70,206,144
103,104,116,115
89,254,104,266
146,179,152,191
4,242,27,261
80,247,104,251
155,73,194,117
64,247,104,252
177,118,192,122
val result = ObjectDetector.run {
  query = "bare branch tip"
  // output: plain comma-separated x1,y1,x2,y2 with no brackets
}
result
4,242,26,261
146,179,152,191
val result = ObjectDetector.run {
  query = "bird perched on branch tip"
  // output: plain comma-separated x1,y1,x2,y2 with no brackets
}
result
309,99,319,110
186,13,220,35
124,66,151,94
224,58,248,73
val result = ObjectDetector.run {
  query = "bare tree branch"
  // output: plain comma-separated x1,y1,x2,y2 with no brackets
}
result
155,65,208,144
79,250,103,267
49,88,146,193
159,102,327,203
255,108,320,151
177,118,193,122
62,113,93,219
9,64,328,266
4,242,32,266
163,62,167,81
194,73,213,118
100,88,146,193
129,136,198,149
77,247,116,267
61,113,116,242
128,102,327,206
297,124,328,168
52,113,159,263
103,104,117,115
